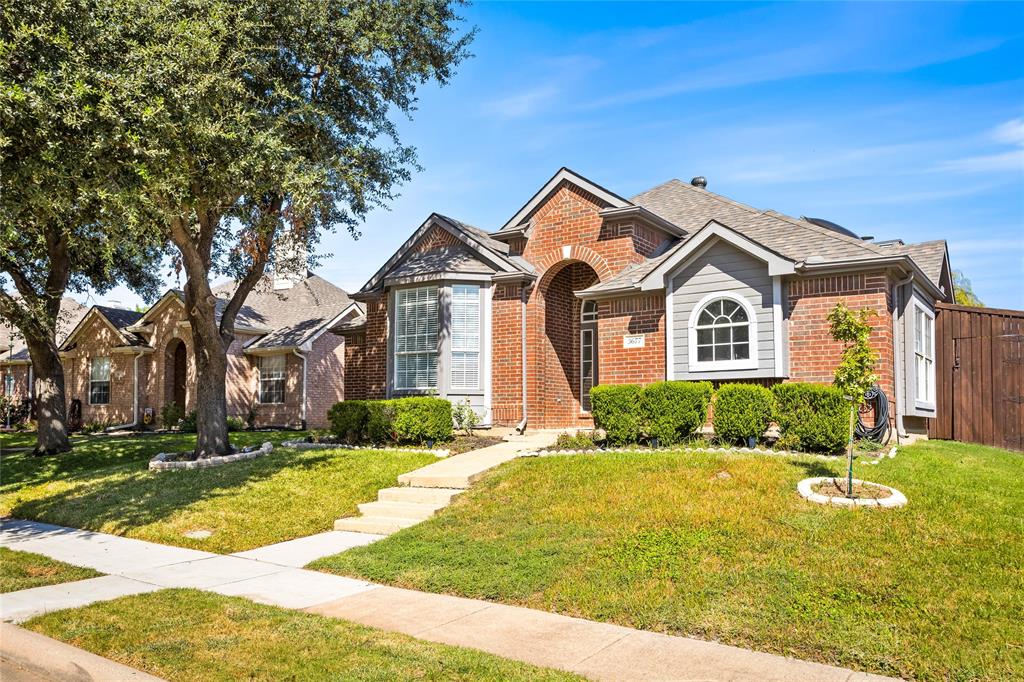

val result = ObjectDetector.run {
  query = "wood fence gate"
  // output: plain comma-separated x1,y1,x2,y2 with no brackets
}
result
928,303,1024,451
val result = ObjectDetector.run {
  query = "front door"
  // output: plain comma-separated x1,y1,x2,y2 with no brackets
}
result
173,341,187,409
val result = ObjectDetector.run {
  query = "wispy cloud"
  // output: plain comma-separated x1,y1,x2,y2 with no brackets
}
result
935,117,1024,173
480,86,560,119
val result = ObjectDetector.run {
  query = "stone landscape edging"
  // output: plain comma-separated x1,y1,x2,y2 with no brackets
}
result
149,441,273,471
525,444,900,461
280,439,449,457
797,476,907,508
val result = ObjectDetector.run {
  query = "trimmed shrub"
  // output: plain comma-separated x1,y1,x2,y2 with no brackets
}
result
590,385,643,445
160,401,182,429
328,400,369,443
641,381,713,445
554,431,597,450
713,383,775,445
772,383,849,453
391,397,453,444
178,410,197,433
226,416,246,432
365,400,396,443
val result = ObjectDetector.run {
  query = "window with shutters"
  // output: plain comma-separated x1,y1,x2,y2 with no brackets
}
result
259,355,286,404
394,286,439,390
450,284,480,390
89,357,111,405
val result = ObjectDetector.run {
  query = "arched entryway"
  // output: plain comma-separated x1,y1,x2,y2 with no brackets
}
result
165,338,188,410
535,260,600,427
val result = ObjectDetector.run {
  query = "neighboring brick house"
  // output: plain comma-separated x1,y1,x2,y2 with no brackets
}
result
1,297,89,410
339,168,953,440
2,273,361,430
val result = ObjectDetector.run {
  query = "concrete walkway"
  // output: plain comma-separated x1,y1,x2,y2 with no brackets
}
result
0,518,897,681
335,429,559,534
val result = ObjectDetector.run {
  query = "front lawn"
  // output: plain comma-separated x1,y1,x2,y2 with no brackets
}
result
0,547,101,592
312,440,1024,681
1,432,437,553
25,589,579,681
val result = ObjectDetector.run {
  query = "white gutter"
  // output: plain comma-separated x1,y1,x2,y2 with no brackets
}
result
891,272,914,442
515,283,530,434
107,350,145,431
293,348,308,429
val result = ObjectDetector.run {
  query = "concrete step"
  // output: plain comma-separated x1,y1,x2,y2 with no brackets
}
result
333,515,421,535
397,473,477,489
356,500,443,520
377,486,464,505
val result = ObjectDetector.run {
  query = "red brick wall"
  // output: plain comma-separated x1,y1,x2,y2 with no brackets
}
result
304,332,345,428
497,182,674,428
490,282,524,425
597,295,666,385
63,314,137,426
787,272,895,405
342,331,367,401
361,296,388,399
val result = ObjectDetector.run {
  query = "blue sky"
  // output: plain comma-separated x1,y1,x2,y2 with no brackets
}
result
97,1,1024,310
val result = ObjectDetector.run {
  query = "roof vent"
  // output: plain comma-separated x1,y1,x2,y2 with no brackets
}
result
690,176,707,189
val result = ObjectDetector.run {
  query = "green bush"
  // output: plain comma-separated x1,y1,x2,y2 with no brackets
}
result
771,383,849,453
365,400,396,443
713,383,775,445
178,410,197,433
451,399,480,436
590,385,643,445
226,416,246,432
641,381,713,445
328,400,369,443
160,401,182,429
554,431,597,450
392,397,453,444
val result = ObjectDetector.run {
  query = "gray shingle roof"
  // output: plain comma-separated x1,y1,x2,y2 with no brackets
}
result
212,273,357,350
2,298,89,362
887,240,948,286
631,179,887,263
386,244,498,281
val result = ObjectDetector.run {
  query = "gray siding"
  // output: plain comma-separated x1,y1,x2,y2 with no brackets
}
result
670,239,777,379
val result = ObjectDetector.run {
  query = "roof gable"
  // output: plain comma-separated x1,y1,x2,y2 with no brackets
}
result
358,213,528,296
498,167,632,232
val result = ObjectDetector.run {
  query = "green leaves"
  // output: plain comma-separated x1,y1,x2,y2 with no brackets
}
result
827,302,878,405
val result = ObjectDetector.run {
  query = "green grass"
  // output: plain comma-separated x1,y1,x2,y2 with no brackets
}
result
0,547,101,592
24,589,580,681
0,432,437,553
312,441,1024,681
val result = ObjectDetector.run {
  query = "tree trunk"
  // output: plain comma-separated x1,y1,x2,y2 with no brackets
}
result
192,331,230,458
26,336,71,456
184,280,232,458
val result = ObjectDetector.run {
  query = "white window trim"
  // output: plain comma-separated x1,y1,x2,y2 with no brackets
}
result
258,354,286,405
392,285,439,392
450,284,481,391
89,356,112,406
687,291,759,371
911,296,936,410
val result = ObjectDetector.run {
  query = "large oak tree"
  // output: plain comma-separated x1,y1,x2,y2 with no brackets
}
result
0,0,165,455
119,0,472,456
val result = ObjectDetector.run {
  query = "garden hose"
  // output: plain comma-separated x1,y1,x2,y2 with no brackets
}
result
855,385,891,445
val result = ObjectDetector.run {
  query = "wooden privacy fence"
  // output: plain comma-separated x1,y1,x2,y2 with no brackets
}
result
928,303,1024,451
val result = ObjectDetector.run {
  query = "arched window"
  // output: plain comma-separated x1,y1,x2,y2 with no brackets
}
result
688,293,758,370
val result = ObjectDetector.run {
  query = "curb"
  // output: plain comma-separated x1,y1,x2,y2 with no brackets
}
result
0,621,165,681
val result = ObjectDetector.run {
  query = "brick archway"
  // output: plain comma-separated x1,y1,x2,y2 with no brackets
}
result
530,259,601,428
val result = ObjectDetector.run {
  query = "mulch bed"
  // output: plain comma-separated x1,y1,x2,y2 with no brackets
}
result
812,478,893,500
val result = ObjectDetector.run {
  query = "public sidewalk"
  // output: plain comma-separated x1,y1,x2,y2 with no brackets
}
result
0,518,897,681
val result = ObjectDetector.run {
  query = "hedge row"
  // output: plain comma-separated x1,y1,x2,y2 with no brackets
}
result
591,381,849,453
328,397,453,445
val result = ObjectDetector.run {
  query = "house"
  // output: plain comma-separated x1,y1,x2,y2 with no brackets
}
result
1,297,89,408
2,272,362,430
338,168,952,440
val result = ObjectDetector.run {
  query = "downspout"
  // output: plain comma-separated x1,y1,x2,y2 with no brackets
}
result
293,348,308,430
107,350,145,431
891,272,914,442
515,283,530,434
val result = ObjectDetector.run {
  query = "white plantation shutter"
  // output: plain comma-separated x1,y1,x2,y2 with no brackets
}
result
450,284,480,390
395,286,438,389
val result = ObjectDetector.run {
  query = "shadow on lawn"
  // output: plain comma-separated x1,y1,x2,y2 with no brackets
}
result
788,459,839,478
6,437,320,536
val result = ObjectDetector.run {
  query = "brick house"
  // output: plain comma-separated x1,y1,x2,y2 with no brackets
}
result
2,272,361,430
339,168,953,439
